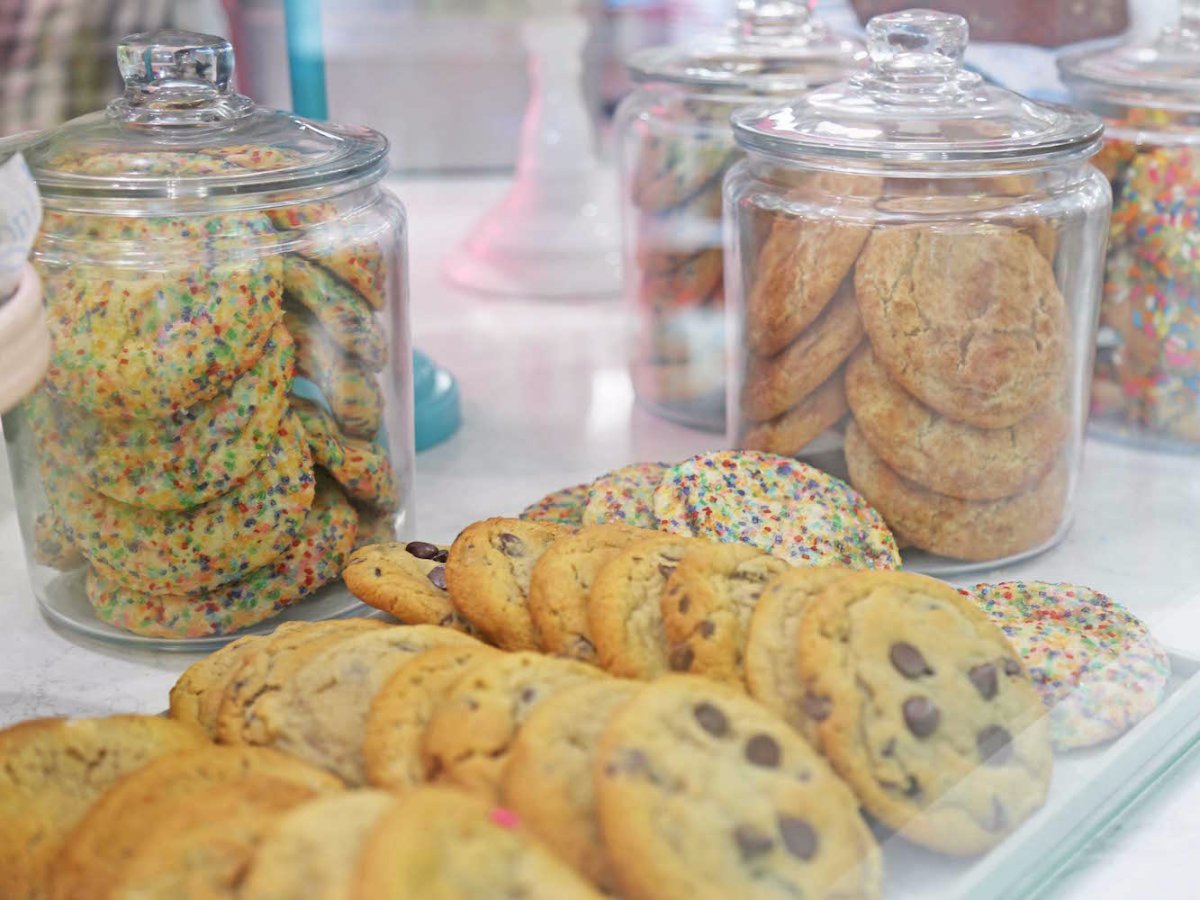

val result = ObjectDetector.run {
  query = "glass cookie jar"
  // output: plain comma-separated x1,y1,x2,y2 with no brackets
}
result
616,0,864,432
1,30,413,646
725,11,1111,573
1060,1,1200,451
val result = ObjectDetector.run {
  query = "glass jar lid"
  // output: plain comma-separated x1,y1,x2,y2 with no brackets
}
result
15,30,387,201
1059,0,1200,112
626,0,865,93
732,10,1103,167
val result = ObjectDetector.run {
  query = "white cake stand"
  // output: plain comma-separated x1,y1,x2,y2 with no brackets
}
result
443,7,622,299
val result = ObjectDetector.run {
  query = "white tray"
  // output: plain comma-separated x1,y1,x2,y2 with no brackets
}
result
886,649,1200,898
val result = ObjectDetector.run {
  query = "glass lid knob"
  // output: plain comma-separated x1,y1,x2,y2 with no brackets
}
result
110,29,251,124
736,0,815,40
866,10,967,77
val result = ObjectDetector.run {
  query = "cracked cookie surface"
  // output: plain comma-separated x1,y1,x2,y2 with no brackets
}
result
854,224,1067,429
846,345,1068,501
595,675,881,900
796,570,1052,855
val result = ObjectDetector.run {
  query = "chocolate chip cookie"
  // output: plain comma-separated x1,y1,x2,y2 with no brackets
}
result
445,518,572,650
501,680,641,891
845,345,1067,501
659,542,790,683
528,523,657,660
588,535,698,680
343,540,476,633
744,566,854,733
854,224,1068,429
421,651,604,801
595,675,882,900
845,423,1068,562
796,571,1052,855
742,278,865,422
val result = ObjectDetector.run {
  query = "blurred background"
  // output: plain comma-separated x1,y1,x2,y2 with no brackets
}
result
0,0,1184,169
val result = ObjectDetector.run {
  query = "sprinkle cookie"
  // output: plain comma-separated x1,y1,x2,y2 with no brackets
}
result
43,411,315,596
41,210,284,419
286,308,383,439
27,325,294,511
520,482,589,527
293,399,400,511
580,462,669,529
653,450,900,569
85,475,357,638
282,256,387,370
268,201,387,310
968,581,1171,750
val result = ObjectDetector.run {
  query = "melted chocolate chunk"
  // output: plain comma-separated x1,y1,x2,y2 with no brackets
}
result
406,541,440,559
969,663,999,700
519,687,537,703
977,725,1013,765
698,620,716,638
778,817,818,861
903,775,921,797
426,566,447,590
880,738,896,758
658,563,677,580
1004,658,1023,676
433,549,449,563
745,734,781,768
497,533,524,556
678,595,691,614
902,696,939,738
693,702,729,737
374,567,382,578
734,825,774,861
803,694,831,721
890,642,932,678
669,644,695,672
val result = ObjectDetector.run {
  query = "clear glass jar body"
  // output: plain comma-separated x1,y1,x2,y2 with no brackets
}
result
4,178,414,647
616,82,747,432
1080,107,1200,451
725,156,1112,573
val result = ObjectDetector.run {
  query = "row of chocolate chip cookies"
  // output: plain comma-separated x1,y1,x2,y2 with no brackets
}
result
25,193,401,637
0,704,600,899
344,520,1053,857
738,206,1072,561
161,616,882,898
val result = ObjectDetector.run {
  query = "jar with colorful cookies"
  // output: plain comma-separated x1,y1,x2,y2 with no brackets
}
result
615,0,864,431
724,10,1111,572
1060,0,1200,451
0,30,413,645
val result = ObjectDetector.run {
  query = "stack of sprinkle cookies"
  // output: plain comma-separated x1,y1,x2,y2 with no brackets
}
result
25,146,402,638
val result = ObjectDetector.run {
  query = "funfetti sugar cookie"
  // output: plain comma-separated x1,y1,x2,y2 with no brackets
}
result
969,581,1171,750
653,450,900,570
581,462,670,529
86,475,357,638
293,398,401,511
282,256,387,370
286,308,383,440
520,482,590,528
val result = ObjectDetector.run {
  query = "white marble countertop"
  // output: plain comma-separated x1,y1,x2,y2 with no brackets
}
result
1,175,1198,897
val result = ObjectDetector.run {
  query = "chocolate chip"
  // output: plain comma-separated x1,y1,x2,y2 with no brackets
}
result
607,748,649,777
902,696,939,738
881,738,896,758
406,541,440,559
426,566,447,590
745,734,781,768
698,620,715,638
778,817,818,861
669,644,694,671
903,776,921,797
658,563,677,580
678,595,690,614
803,694,831,721
693,702,729,737
890,642,932,678
374,567,382,578
1004,658,1023,676
987,796,1009,832
734,825,774,860
969,663,998,700
977,725,1013,765
498,533,524,556
519,687,537,703
433,550,449,563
